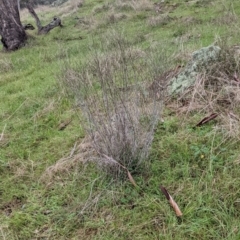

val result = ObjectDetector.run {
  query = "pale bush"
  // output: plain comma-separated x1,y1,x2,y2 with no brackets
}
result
60,32,167,179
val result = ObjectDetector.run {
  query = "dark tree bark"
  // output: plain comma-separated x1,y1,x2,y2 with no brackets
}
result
26,2,62,35
0,0,27,51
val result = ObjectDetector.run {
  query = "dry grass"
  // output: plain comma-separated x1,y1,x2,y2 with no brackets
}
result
147,14,173,27
114,0,153,12
129,0,153,11
175,43,240,138
3,1,240,239
218,111,240,138
92,2,112,14
106,12,128,24
212,2,239,26
0,59,13,73
213,11,238,26
60,33,164,179
5,159,32,180
57,0,84,17
153,1,179,14
20,0,84,21
20,4,53,22
74,15,97,30
41,136,94,183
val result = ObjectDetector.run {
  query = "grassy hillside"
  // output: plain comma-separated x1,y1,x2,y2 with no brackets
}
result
1,0,240,239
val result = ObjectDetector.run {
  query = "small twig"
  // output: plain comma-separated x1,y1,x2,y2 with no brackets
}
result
160,186,183,217
228,111,240,121
195,113,218,127
99,152,137,187
69,141,78,157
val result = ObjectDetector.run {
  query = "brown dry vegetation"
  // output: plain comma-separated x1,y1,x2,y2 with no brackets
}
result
1,0,240,239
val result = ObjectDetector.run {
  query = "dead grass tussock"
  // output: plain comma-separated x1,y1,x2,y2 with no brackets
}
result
87,46,147,70
181,16,201,25
174,32,201,45
74,16,97,30
0,59,13,73
21,4,54,22
0,225,15,240
213,11,238,26
147,14,173,27
234,157,240,165
176,44,240,139
130,0,153,11
5,159,35,179
74,228,97,240
41,136,95,183
213,2,238,26
35,4,54,14
216,112,240,138
114,0,153,12
106,12,128,24
173,49,193,65
60,33,164,179
20,0,84,21
57,0,84,17
92,2,112,14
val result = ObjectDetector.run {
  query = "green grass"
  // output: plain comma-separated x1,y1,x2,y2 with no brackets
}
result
1,0,240,239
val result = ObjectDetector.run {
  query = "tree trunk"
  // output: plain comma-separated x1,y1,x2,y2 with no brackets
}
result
0,0,27,51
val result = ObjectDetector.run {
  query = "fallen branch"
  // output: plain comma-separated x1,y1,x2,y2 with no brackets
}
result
26,2,62,34
195,113,218,127
160,186,183,217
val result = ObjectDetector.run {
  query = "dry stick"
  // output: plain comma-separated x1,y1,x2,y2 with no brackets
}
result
195,113,218,127
100,153,138,187
0,124,6,141
69,141,78,158
160,186,183,217
229,111,240,121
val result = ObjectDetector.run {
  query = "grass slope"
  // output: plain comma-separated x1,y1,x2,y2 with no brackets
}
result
1,0,240,239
